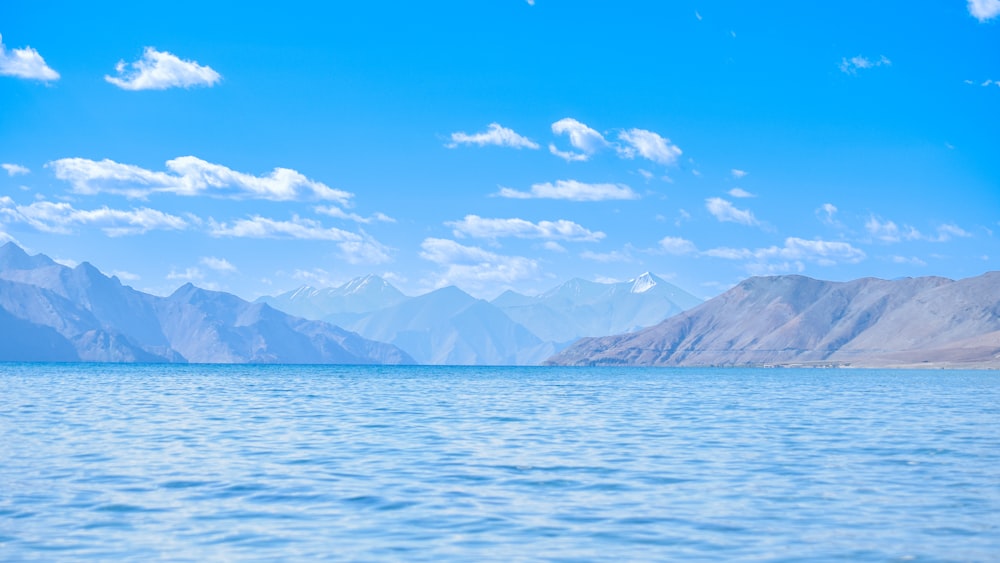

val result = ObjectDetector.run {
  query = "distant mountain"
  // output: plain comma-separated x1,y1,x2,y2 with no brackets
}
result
343,286,557,365
492,272,702,343
547,273,1000,368
0,243,413,364
257,275,407,322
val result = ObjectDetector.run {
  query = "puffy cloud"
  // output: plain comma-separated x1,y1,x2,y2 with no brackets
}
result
705,197,759,226
727,188,754,198
0,34,59,81
704,237,866,267
496,179,639,201
446,215,604,242
2,163,30,176
617,128,682,166
549,118,608,161
0,198,187,236
315,205,395,224
419,237,539,292
659,236,697,255
200,256,237,273
969,0,1000,21
839,55,891,75
105,47,220,90
446,123,539,149
49,156,352,203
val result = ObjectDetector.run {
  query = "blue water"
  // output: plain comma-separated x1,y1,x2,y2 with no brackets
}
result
1,364,998,561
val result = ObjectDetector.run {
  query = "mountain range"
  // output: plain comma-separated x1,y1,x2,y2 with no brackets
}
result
256,272,702,364
547,273,1000,369
0,243,413,364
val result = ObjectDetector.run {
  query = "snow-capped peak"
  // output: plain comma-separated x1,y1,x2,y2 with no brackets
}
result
630,272,657,294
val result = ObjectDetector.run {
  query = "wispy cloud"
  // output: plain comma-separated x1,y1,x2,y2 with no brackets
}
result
49,156,352,203
105,47,220,90
968,0,1000,21
496,179,638,201
200,256,237,273
580,248,635,263
208,215,357,241
548,118,609,162
447,215,604,242
865,216,970,243
0,197,187,236
167,267,204,281
419,237,539,293
446,123,539,149
617,128,682,166
704,237,866,268
731,169,747,179
816,203,841,227
705,197,759,226
2,163,30,176
839,55,891,75
208,215,390,264
727,188,755,198
659,236,697,255
0,34,59,81
315,205,394,224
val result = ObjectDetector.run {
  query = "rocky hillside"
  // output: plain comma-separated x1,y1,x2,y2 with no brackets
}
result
547,273,1000,368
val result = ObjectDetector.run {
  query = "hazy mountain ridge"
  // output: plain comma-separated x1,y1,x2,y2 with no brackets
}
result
258,272,702,365
492,272,702,343
547,273,1000,368
0,243,413,364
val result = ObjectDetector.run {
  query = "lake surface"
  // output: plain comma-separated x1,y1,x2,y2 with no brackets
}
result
1,364,998,561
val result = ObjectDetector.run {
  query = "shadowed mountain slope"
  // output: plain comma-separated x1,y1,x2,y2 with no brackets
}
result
0,243,413,364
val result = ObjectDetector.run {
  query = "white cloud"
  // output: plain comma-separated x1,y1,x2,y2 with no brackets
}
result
446,215,604,242
105,47,220,90
659,236,697,255
446,123,539,149
496,179,639,201
419,237,539,292
0,198,187,236
969,0,1000,21
49,156,352,203
0,230,18,245
167,267,204,281
704,237,866,267
208,215,358,241
867,217,972,243
111,270,141,282
542,241,566,253
0,34,59,81
839,55,891,75
2,163,30,176
727,188,755,198
200,256,237,273
934,223,971,241
816,203,839,226
866,216,917,243
891,255,927,266
208,215,390,264
731,169,747,179
580,249,634,263
315,205,395,224
705,197,759,226
549,118,608,161
617,128,682,166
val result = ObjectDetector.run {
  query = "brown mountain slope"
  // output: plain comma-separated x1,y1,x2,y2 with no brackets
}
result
546,272,1000,368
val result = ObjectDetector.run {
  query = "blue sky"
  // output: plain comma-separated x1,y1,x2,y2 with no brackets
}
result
1,1,997,300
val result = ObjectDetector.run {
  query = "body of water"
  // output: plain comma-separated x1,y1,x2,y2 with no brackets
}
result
1,364,998,561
